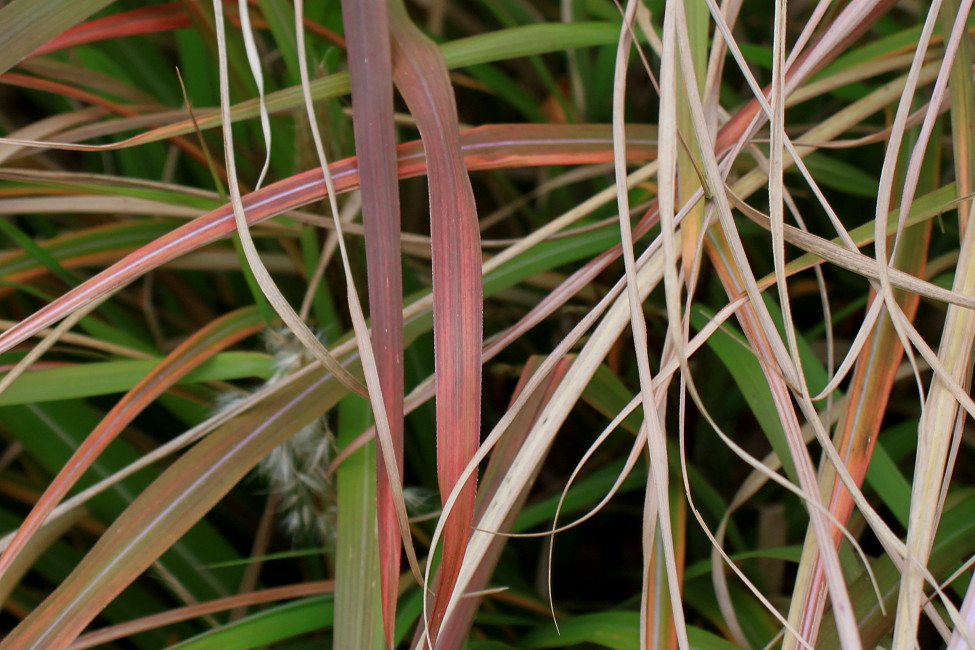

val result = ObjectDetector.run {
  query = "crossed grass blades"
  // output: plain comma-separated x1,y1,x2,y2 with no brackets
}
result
0,1,974,648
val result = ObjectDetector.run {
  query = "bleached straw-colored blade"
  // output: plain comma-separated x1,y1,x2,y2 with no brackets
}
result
889,1,975,646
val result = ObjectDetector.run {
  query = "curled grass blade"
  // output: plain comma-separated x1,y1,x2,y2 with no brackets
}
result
9,22,642,152
213,0,368,398
890,1,975,644
432,230,673,640
788,85,942,645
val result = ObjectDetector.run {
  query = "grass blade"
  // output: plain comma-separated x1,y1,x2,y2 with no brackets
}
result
388,2,482,643
340,0,405,641
334,395,383,649
0,125,655,355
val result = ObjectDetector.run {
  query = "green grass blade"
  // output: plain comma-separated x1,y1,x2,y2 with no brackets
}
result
333,394,383,649
167,595,335,650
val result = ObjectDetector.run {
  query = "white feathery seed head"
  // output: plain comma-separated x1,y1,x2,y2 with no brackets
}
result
228,327,339,545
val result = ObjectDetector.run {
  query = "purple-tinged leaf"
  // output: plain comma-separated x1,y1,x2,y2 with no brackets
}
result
340,0,405,644
388,1,482,644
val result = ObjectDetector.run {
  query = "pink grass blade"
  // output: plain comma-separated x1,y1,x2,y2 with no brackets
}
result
29,3,191,58
388,1,483,644
340,0,405,644
0,125,655,355
427,356,573,649
0,307,264,581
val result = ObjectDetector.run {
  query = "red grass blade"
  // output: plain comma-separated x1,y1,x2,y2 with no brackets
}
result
429,356,573,649
27,2,345,60
388,2,482,644
30,3,190,58
0,124,656,355
340,0,405,644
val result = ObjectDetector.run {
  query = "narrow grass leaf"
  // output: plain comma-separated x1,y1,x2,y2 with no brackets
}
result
521,611,639,649
0,222,173,290
0,217,80,287
434,232,671,642
689,307,798,483
877,3,975,644
334,395,383,649
431,356,573,649
817,492,975,648
16,23,641,149
70,581,334,649
166,595,335,650
212,0,368,398
0,351,271,406
339,1,405,641
942,6,975,644
788,91,941,645
388,3,482,643
0,398,245,606
31,3,190,58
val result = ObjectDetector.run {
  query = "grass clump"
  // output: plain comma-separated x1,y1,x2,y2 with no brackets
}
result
0,1,974,648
